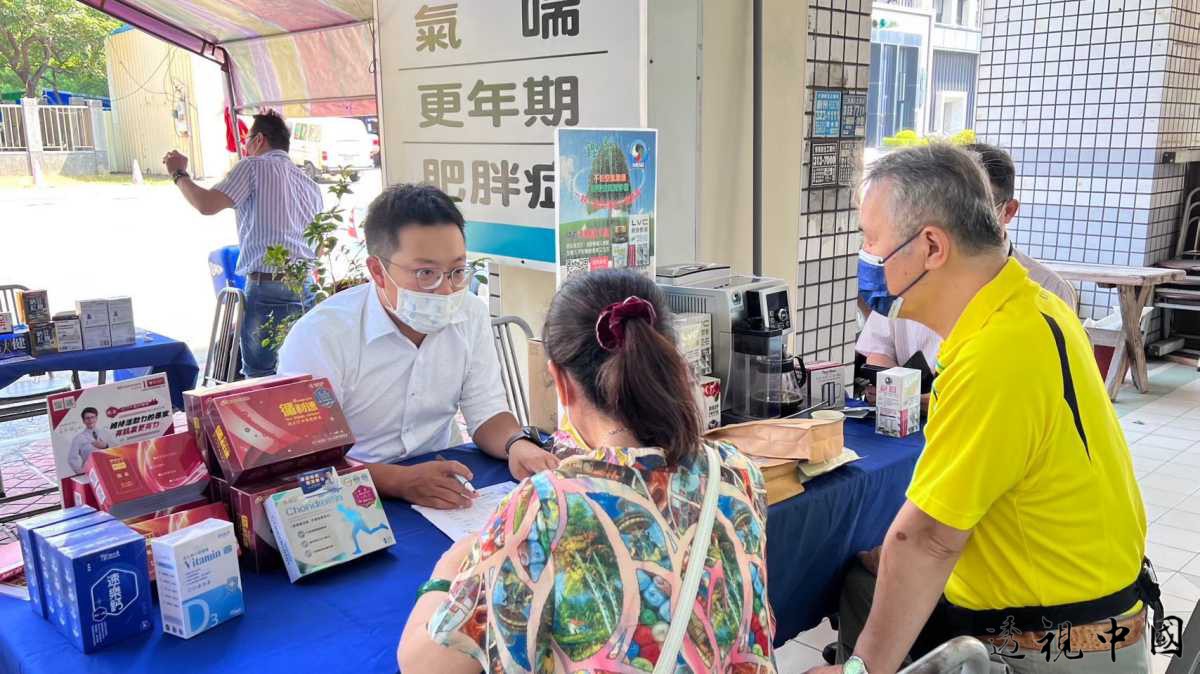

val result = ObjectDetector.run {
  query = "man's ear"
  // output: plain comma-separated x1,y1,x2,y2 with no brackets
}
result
365,255,388,288
1002,198,1021,225
923,226,953,270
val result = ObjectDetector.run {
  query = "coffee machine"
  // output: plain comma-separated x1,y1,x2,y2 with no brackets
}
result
657,263,804,420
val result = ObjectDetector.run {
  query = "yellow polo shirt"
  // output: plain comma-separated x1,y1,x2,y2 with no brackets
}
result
907,258,1146,611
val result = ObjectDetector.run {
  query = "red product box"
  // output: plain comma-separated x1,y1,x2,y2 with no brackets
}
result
85,433,209,519
204,377,353,485
184,374,312,478
61,476,98,509
125,501,232,580
228,460,367,572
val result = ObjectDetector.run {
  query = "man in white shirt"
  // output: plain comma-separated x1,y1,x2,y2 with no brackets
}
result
67,407,117,474
277,184,558,509
856,143,1076,376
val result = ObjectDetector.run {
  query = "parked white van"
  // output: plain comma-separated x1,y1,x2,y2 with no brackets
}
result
288,117,374,180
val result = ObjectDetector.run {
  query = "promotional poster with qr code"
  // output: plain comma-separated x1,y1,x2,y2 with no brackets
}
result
46,374,173,484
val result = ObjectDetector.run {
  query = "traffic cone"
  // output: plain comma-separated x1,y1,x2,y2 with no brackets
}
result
131,159,143,185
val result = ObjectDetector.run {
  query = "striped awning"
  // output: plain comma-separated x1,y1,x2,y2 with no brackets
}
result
78,0,376,116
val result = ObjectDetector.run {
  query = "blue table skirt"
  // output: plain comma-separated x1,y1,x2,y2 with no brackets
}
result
0,331,199,410
0,422,922,673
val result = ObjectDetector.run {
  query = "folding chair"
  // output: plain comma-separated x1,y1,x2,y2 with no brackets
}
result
201,287,246,387
491,315,534,428
899,636,998,674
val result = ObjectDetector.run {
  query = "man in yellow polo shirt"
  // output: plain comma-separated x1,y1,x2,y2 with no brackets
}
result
808,144,1154,674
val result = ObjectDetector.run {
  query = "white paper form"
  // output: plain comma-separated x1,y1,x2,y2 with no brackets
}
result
412,481,518,542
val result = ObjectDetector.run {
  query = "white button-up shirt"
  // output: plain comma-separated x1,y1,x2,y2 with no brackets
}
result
276,282,509,464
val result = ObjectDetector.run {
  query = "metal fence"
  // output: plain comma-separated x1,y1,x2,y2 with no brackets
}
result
0,104,26,151
38,105,94,152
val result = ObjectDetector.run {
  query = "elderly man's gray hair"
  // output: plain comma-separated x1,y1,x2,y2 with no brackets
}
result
861,143,1005,255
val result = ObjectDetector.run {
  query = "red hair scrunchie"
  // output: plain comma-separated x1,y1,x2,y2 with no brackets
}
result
595,296,657,351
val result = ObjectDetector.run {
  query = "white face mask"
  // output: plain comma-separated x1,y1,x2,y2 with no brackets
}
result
379,266,468,334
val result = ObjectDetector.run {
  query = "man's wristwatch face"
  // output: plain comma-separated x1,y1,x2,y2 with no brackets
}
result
843,655,868,674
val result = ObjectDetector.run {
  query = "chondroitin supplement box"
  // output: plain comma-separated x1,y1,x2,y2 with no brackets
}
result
152,518,244,639
16,505,97,618
43,521,153,653
264,466,394,583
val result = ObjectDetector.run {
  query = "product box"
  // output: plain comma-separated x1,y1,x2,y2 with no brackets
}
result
673,313,713,377
807,361,846,410
228,460,367,571
62,476,98,508
0,311,12,334
35,512,116,624
28,321,56,356
153,519,243,639
75,299,110,328
82,324,111,350
127,501,228,580
43,521,153,653
875,367,921,438
106,297,134,326
17,289,50,324
16,505,97,618
86,433,209,519
47,375,174,491
53,315,83,352
204,377,353,485
692,375,722,431
184,374,312,477
0,327,30,362
109,322,135,347
264,466,394,583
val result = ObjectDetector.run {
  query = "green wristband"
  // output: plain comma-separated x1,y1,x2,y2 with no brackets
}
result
416,578,452,599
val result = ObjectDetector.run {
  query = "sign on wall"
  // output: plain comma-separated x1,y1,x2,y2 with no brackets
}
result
813,90,842,138
555,128,657,284
376,1,645,270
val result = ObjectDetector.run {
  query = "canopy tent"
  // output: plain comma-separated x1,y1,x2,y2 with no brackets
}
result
76,0,376,118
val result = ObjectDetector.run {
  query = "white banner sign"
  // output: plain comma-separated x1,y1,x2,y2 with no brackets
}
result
377,0,645,269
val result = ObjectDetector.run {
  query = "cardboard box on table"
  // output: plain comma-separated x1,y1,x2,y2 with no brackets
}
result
16,506,97,618
82,324,112,350
85,432,209,519
692,375,722,431
227,460,366,571
807,361,846,409
34,511,115,621
0,311,13,334
52,313,83,352
0,327,30,362
17,289,50,324
75,299,109,329
184,374,312,477
875,367,921,438
42,521,153,653
152,519,243,639
203,377,353,485
47,374,174,505
109,321,136,347
126,501,231,580
28,321,56,356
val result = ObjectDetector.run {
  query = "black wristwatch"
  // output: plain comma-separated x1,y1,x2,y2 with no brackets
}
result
504,426,545,457
171,168,190,184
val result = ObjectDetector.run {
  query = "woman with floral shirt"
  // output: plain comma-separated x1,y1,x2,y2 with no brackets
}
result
399,269,776,673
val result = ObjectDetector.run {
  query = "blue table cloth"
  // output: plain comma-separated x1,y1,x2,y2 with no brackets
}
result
0,331,199,410
0,421,923,673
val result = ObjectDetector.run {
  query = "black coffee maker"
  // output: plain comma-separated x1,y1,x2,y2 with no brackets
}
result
724,288,807,422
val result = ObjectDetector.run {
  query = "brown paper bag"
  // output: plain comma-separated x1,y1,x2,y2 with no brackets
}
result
704,418,844,464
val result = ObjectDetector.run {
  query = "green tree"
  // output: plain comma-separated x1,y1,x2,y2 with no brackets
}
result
0,0,119,98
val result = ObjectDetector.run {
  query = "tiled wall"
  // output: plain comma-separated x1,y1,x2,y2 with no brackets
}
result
976,0,1200,320
799,0,873,371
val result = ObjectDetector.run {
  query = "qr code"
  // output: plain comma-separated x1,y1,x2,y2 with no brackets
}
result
563,258,587,279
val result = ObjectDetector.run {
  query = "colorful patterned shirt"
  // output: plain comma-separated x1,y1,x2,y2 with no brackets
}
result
428,441,777,673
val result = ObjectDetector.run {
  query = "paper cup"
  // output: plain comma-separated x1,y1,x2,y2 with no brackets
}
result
811,410,845,423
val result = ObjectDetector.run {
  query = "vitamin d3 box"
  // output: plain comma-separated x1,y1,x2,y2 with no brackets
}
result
876,367,921,438
43,521,153,653
16,505,97,618
152,519,244,639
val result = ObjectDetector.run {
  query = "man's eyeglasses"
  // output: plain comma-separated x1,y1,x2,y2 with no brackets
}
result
381,259,478,291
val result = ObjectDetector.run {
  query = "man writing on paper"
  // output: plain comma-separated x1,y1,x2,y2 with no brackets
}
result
855,143,1077,408
277,184,558,509
808,144,1152,674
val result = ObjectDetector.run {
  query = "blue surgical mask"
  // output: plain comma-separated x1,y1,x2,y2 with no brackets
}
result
857,231,927,319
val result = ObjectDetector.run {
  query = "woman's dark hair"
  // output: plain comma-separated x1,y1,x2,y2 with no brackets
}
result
250,110,290,152
364,183,465,259
544,269,701,464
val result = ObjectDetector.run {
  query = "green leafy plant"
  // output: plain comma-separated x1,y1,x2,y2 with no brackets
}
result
260,167,368,350
882,128,977,148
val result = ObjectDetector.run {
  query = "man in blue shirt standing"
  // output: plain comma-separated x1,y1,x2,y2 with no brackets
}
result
163,111,321,376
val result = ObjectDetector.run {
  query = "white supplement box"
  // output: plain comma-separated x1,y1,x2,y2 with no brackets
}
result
54,318,83,352
692,375,722,431
82,324,111,350
152,519,244,639
75,300,110,328
875,367,921,438
109,322,136,347
106,297,134,326
0,312,11,334
807,361,845,409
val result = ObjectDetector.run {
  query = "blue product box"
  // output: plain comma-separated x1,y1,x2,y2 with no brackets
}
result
0,327,30,362
45,521,153,653
16,505,96,618
35,511,115,626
